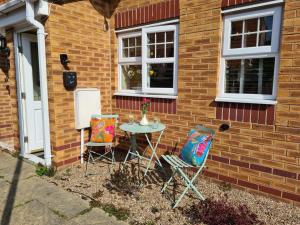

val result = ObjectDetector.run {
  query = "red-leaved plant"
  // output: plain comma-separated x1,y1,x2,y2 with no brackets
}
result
184,197,265,225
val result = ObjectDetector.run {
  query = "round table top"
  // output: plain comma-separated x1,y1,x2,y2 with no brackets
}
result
119,122,166,134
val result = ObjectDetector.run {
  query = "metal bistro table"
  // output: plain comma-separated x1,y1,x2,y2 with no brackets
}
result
120,122,166,177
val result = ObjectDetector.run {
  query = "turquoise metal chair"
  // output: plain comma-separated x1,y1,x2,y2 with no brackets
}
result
85,114,119,176
161,125,215,208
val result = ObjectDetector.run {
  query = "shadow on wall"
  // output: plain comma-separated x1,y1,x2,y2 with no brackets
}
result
50,0,120,18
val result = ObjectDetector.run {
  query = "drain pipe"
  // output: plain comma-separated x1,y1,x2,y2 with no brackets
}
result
25,0,52,167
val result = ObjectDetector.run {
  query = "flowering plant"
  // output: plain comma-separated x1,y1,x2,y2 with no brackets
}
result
141,98,151,114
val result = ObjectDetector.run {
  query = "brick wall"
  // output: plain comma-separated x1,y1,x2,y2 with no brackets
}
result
45,1,112,167
110,0,300,205
0,31,19,152
0,0,299,206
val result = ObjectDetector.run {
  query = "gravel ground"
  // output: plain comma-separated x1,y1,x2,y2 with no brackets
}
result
44,157,300,225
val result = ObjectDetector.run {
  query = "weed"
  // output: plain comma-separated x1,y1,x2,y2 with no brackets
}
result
184,197,265,225
89,200,130,221
78,207,92,216
102,203,130,221
63,168,72,177
50,209,67,219
219,182,232,192
35,163,56,177
92,189,104,199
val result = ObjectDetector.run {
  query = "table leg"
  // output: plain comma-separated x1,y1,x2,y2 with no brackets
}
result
144,130,164,176
123,132,139,164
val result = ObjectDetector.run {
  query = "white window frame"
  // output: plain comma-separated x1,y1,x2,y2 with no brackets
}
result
218,6,282,104
118,32,142,94
117,24,179,96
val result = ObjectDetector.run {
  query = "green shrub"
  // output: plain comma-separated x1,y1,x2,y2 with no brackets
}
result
35,163,56,177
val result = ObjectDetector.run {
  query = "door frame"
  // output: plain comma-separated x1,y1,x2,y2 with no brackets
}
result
21,33,44,152
13,27,51,166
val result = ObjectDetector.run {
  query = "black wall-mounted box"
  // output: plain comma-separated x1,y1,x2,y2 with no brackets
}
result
63,71,77,90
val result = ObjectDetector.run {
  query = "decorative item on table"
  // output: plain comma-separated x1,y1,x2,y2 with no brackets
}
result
152,116,159,129
128,113,135,125
140,97,151,126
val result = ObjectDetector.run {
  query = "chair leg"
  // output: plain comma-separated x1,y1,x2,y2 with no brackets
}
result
85,147,92,176
172,168,205,208
161,170,176,193
123,146,132,164
111,146,115,164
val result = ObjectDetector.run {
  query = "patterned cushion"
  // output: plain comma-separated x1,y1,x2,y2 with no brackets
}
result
180,129,212,166
90,117,116,143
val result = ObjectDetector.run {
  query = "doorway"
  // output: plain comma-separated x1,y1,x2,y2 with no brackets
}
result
19,33,44,156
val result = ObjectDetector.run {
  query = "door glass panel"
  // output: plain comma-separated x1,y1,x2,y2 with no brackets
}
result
30,42,41,101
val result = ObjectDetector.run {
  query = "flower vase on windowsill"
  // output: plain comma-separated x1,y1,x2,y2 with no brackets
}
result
140,98,150,126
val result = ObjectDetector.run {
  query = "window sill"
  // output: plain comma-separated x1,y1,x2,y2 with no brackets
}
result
114,92,178,99
215,97,277,105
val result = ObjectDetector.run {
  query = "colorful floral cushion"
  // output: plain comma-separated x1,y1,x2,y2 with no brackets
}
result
180,129,212,167
90,117,116,143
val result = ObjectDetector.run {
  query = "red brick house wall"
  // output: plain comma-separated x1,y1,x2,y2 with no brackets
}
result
110,0,300,206
0,0,299,205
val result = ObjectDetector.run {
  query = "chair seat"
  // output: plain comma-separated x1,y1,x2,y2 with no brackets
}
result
162,155,192,168
85,142,113,147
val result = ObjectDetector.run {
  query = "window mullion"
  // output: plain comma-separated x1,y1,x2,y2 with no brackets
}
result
239,59,245,94
258,58,263,94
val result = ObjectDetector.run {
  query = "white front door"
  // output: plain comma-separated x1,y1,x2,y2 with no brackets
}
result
21,34,44,153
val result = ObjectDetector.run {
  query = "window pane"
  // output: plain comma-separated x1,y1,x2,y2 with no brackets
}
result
231,35,242,48
225,58,275,95
244,59,259,94
225,60,241,93
166,44,174,57
259,32,272,46
261,58,275,94
244,34,257,47
245,18,258,33
136,47,141,57
129,48,135,57
129,38,135,47
123,48,129,57
156,44,165,58
123,38,129,47
31,42,41,101
148,33,155,44
156,32,165,43
231,21,243,35
121,65,142,91
260,16,273,31
136,36,141,46
166,31,174,42
148,44,155,58
148,63,174,88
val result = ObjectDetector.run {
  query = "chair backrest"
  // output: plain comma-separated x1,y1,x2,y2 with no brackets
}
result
195,125,215,168
90,114,119,143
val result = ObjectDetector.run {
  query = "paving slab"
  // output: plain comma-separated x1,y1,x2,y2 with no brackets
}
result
8,200,64,225
0,151,127,225
64,208,128,225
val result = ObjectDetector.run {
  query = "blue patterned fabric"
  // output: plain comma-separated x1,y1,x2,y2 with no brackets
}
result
180,129,212,167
